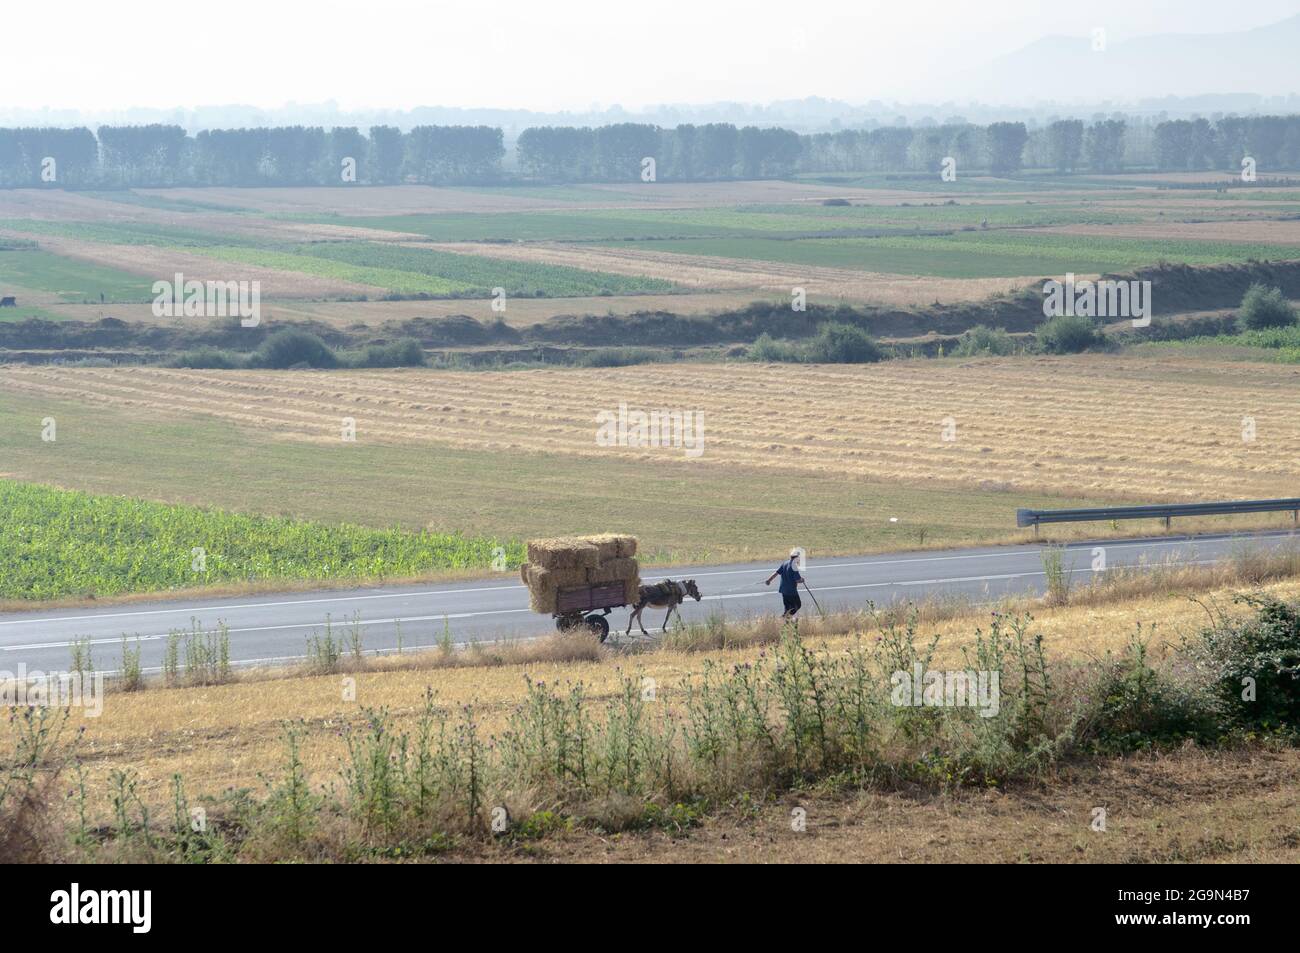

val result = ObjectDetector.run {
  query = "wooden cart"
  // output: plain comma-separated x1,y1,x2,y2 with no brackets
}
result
552,582,627,642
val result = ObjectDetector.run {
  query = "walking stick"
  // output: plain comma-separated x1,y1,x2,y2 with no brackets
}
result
801,580,825,617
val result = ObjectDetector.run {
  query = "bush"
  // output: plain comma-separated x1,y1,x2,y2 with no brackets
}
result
1084,633,1217,750
575,346,673,368
1035,314,1102,354
170,347,245,369
1183,595,1300,732
1237,283,1297,331
746,324,883,364
804,322,883,363
746,333,803,362
250,329,339,369
952,325,1018,357
348,338,426,368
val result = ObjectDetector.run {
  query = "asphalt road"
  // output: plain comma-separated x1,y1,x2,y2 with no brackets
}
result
2,529,1297,674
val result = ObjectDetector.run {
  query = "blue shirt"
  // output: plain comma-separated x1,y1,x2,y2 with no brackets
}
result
775,559,803,596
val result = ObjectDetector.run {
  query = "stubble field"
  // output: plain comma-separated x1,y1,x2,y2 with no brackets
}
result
3,352,1297,502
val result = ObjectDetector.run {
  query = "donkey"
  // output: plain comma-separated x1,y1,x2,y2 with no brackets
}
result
626,579,702,636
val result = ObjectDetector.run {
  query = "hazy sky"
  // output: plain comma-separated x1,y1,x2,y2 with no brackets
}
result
4,0,1297,111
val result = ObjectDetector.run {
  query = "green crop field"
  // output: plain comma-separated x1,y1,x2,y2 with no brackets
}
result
0,478,524,601
297,241,677,295
81,190,258,214
190,244,477,295
0,219,678,296
0,217,252,248
606,231,1300,277
0,247,157,302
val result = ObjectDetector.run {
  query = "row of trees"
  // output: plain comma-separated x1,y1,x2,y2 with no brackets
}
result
1,115,1298,188
0,124,503,187
796,119,1128,176
516,123,803,180
1152,115,1300,171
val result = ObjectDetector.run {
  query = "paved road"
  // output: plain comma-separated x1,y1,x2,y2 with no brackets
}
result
2,530,1297,674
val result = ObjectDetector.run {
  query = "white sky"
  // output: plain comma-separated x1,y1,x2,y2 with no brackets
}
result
2,0,1297,111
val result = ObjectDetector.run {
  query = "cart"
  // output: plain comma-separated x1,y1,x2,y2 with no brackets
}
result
552,582,628,643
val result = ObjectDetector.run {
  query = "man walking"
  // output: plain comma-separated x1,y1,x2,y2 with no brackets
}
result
765,547,805,620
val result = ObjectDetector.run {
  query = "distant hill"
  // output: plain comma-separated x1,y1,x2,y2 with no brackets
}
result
953,14,1300,104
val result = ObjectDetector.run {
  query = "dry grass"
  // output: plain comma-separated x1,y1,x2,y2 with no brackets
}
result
497,745,1300,863
55,572,1300,826
5,353,1299,501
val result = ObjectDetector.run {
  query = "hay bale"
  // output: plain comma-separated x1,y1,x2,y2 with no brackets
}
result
584,533,637,562
587,557,640,584
528,588,557,614
527,564,589,593
624,577,641,606
523,535,642,614
527,537,600,570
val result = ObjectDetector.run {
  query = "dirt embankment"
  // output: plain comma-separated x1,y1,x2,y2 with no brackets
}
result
4,258,1299,359
1120,259,1300,313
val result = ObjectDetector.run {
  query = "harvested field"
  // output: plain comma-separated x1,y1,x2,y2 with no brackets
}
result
421,240,1031,305
1031,219,1300,246
4,353,1298,500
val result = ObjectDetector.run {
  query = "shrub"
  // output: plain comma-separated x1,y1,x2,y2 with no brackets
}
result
952,325,1018,357
169,347,244,369
251,329,339,369
747,333,803,362
804,322,883,363
575,346,673,368
1084,632,1217,750
1035,314,1102,354
1183,595,1300,732
348,337,426,368
1237,283,1297,331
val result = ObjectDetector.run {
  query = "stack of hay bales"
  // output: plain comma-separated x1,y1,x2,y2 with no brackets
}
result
521,534,639,614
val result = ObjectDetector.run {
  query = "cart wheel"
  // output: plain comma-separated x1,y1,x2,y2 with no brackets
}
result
584,614,610,643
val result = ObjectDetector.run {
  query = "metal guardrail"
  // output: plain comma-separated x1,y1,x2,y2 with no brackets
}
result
1017,498,1300,533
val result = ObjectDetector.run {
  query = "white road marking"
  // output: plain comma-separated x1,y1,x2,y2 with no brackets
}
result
0,530,1273,629
1,559,1221,654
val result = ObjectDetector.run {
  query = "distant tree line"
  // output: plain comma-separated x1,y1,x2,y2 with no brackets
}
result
517,123,802,180
1151,115,1300,171
1,114,1299,188
0,124,503,187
